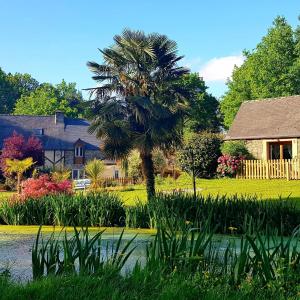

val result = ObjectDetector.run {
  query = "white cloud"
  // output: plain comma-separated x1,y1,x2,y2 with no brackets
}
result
199,54,244,82
182,57,203,71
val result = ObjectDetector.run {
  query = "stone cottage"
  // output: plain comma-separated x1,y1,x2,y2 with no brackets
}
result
225,95,300,160
0,112,123,179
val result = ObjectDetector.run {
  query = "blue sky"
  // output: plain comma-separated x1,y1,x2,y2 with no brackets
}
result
0,1,299,99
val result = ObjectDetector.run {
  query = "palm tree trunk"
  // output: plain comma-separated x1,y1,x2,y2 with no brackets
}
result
140,150,155,199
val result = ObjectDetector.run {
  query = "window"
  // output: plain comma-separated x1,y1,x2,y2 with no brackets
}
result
72,169,85,179
268,141,292,159
75,146,83,157
114,170,119,179
33,128,44,136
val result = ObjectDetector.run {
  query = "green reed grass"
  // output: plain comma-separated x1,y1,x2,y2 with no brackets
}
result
1,192,299,235
32,226,136,279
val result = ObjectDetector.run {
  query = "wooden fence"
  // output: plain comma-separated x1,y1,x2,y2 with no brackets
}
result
102,177,136,186
237,159,300,180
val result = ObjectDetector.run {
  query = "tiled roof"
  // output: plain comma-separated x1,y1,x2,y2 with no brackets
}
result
0,113,103,151
225,95,300,140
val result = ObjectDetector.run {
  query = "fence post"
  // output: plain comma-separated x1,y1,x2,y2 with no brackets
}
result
265,160,270,180
286,161,290,181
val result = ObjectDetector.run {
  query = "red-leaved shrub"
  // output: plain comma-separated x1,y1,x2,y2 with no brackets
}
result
20,175,73,200
0,131,43,176
217,155,244,177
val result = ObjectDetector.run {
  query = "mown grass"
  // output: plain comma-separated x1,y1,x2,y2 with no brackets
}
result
116,176,300,206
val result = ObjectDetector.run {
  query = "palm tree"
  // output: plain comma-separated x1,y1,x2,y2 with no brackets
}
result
86,30,189,199
5,157,34,194
85,159,105,190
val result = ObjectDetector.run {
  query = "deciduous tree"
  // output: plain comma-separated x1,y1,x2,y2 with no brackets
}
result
221,16,300,128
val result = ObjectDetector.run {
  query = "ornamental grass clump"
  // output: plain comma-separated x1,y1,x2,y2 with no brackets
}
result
0,192,126,227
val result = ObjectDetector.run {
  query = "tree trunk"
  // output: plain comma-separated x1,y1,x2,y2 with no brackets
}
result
140,150,155,200
17,173,21,195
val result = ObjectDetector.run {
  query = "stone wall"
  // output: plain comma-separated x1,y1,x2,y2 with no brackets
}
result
245,140,264,159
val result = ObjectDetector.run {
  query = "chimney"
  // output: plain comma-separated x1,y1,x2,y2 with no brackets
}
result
55,111,64,124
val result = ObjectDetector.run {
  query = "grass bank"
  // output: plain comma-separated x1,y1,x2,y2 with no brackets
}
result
1,272,298,300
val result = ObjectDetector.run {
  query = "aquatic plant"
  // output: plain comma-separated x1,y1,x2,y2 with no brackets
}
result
32,226,137,279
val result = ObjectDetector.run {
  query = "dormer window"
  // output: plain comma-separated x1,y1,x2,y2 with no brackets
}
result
33,128,44,136
75,146,83,157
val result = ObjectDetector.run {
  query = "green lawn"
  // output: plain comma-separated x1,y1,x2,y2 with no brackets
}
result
117,175,300,206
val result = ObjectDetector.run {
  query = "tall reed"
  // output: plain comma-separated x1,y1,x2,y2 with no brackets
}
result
32,226,136,279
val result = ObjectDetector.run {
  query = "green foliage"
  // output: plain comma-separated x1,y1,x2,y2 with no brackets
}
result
221,16,300,128
0,193,125,227
32,227,136,279
127,150,142,181
127,149,167,181
87,29,190,199
221,141,252,158
14,81,84,117
0,68,39,114
0,270,299,300
152,149,167,174
179,73,222,133
177,132,222,178
1,191,299,235
84,159,105,190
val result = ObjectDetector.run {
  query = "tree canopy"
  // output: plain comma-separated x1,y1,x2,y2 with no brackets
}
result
0,67,85,117
0,68,39,114
221,16,300,128
14,81,84,117
179,73,221,133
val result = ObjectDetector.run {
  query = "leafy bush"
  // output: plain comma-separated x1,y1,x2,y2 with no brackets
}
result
217,154,244,177
152,149,167,175
20,174,72,200
221,140,251,158
177,132,222,178
127,150,143,182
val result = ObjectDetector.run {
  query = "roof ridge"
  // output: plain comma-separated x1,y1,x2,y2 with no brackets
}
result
242,95,300,104
0,114,53,118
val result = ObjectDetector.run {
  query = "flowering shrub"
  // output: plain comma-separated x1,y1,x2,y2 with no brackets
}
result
20,175,73,200
217,155,244,177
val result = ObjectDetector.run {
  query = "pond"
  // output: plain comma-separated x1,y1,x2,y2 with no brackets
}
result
2,226,295,283
0,226,155,282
